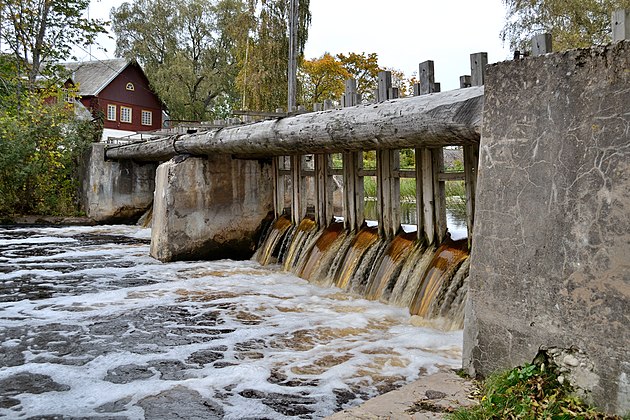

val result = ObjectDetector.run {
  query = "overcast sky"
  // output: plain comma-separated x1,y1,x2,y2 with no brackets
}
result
80,0,511,91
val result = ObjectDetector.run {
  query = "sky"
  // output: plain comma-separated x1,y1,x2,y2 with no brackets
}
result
80,0,512,92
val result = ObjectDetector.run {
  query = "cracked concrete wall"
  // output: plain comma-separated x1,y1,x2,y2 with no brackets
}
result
464,41,630,415
81,144,156,223
150,154,274,262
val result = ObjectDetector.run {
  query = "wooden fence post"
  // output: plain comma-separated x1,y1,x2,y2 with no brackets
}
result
341,79,364,231
613,9,630,41
273,157,285,218
416,148,434,243
470,52,488,86
315,153,334,227
418,61,441,94
291,155,306,224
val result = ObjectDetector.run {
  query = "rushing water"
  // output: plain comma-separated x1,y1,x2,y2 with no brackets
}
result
0,225,462,419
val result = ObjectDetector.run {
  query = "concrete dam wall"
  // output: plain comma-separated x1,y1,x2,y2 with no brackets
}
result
464,41,630,414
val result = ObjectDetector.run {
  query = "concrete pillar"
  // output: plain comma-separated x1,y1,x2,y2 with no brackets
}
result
80,143,156,223
150,154,274,262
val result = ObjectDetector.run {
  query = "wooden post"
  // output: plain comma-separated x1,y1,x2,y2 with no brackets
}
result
613,9,630,41
323,99,334,110
417,148,435,243
287,0,299,112
470,52,488,86
377,149,401,239
418,60,441,94
432,148,447,242
315,153,334,227
464,144,479,245
460,75,472,88
273,156,287,218
291,155,305,224
343,152,364,231
531,33,552,56
377,71,392,102
341,79,364,231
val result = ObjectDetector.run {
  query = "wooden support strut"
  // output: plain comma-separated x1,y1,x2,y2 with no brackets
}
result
291,155,306,224
377,149,400,239
416,148,434,243
314,153,334,227
464,144,479,245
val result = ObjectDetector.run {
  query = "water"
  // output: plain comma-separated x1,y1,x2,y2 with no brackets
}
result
0,225,462,419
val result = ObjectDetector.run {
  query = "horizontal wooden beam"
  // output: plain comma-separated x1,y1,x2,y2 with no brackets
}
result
106,87,484,161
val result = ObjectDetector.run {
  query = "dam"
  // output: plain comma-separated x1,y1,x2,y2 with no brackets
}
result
6,37,629,416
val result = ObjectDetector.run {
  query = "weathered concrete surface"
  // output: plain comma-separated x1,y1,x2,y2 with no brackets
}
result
150,154,273,262
81,143,156,223
326,370,475,419
464,41,630,415
105,87,484,161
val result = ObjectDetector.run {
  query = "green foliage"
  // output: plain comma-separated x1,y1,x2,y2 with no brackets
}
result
0,86,96,216
502,0,630,51
237,0,311,112
0,0,107,87
449,363,618,420
112,0,248,121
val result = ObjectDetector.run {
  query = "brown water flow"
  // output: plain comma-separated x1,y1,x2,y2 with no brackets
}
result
364,232,417,302
409,239,469,318
298,221,346,281
282,218,318,271
333,226,380,290
255,215,293,265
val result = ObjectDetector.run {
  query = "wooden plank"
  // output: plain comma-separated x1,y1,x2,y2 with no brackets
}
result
531,33,552,56
464,144,479,245
315,153,334,227
438,171,466,181
432,148,447,243
613,9,630,41
419,148,434,243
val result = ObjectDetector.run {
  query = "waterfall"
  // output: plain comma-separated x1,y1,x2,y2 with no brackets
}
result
256,218,470,330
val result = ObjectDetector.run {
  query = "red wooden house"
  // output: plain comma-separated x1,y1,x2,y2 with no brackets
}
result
64,59,164,134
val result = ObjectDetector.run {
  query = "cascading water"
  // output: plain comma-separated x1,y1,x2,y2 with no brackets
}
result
256,218,470,330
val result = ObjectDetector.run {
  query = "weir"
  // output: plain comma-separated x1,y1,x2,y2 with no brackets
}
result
81,39,630,415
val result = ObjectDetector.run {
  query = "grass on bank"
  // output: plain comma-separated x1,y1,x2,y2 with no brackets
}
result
450,361,626,420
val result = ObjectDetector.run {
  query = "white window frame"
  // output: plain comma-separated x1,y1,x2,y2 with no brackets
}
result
141,110,152,126
120,106,132,123
107,104,117,121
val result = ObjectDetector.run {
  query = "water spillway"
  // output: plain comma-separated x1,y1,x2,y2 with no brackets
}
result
256,218,470,330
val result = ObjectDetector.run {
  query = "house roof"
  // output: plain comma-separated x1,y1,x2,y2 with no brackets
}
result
63,58,130,96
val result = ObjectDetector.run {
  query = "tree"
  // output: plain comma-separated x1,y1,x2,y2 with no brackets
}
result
501,0,630,51
237,0,311,112
112,0,248,121
336,52,382,101
299,53,349,108
0,0,107,87
0,82,98,216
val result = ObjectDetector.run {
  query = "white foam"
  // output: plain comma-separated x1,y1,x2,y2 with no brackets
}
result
0,225,462,419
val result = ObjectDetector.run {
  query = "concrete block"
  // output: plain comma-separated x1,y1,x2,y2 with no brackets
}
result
80,143,156,223
150,154,274,262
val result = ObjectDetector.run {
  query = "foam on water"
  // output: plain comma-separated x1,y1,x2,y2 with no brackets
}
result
0,225,462,419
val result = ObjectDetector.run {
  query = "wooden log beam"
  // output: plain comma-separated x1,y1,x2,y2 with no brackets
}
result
106,87,484,161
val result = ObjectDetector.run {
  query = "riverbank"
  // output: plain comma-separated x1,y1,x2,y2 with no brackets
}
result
0,215,97,226
326,369,476,419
